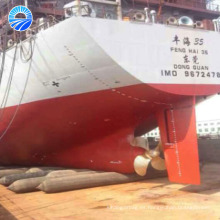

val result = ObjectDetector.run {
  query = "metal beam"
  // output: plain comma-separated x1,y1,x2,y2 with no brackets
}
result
86,0,118,6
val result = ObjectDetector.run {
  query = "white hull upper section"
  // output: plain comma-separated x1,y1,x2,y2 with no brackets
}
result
0,17,220,108
0,17,140,108
79,18,220,85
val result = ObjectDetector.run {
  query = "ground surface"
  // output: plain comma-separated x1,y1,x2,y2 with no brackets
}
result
0,163,220,220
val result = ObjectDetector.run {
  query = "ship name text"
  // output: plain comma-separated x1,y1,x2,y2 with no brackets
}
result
170,47,208,55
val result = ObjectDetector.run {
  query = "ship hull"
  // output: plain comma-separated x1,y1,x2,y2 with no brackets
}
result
0,17,220,173
0,82,183,172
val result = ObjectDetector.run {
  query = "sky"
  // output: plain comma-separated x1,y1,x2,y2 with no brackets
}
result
196,95,220,121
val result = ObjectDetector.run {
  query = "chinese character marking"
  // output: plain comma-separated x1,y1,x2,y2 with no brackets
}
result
183,55,190,63
183,37,191,46
173,35,180,45
193,56,199,64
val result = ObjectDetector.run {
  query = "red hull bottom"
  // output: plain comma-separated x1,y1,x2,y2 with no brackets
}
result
0,83,206,174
